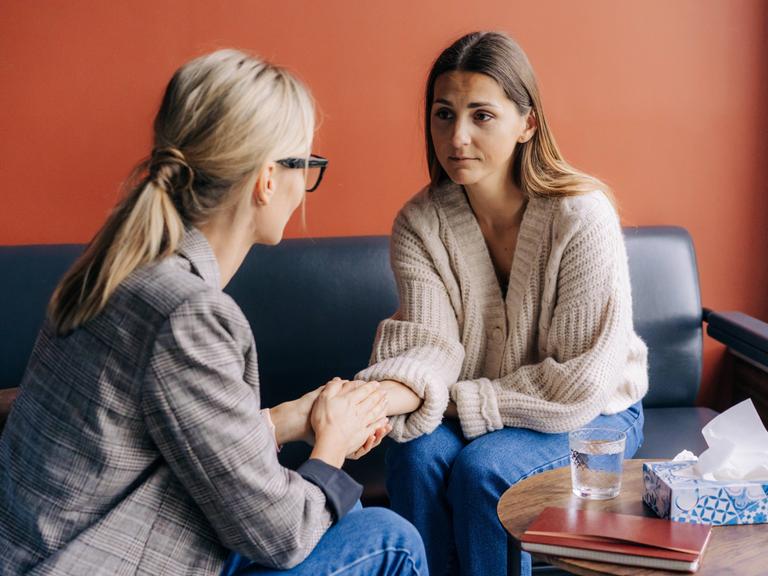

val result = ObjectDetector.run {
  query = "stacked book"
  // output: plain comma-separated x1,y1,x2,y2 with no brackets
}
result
522,507,712,572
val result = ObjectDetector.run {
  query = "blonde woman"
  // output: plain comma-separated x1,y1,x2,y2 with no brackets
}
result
0,50,426,576
357,32,648,575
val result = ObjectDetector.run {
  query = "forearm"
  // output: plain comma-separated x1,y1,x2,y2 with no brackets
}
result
379,379,422,416
269,400,311,445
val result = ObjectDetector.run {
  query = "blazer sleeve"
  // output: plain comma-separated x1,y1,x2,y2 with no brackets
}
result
141,289,360,570
450,207,648,438
356,208,465,441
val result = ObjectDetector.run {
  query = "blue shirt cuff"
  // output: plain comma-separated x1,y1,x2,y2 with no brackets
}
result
297,459,363,521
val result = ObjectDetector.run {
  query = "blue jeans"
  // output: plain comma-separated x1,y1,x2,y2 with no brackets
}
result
386,403,644,576
221,503,428,575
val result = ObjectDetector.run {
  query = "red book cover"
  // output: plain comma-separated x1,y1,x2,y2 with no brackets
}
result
521,507,712,572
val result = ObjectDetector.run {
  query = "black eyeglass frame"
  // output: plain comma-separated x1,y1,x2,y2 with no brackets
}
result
275,154,328,192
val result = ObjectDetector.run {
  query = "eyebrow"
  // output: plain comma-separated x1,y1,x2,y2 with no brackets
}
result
433,98,501,109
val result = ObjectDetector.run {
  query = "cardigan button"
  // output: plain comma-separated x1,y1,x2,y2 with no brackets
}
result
491,326,504,342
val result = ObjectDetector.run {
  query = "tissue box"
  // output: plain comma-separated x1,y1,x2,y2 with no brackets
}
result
643,461,768,525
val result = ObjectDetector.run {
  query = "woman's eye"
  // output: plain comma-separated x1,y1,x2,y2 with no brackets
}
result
434,108,453,120
475,111,494,122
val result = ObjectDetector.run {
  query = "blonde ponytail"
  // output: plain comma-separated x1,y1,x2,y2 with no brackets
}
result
49,152,186,334
49,50,314,334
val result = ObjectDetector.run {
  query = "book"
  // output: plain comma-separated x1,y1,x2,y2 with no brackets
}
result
521,506,712,572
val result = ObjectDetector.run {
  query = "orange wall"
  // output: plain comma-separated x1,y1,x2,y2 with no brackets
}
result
1,1,766,404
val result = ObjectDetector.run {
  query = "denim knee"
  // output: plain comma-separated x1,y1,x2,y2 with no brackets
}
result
224,508,428,576
386,423,463,480
359,508,420,540
353,508,427,573
607,401,644,457
626,402,645,457
447,442,507,502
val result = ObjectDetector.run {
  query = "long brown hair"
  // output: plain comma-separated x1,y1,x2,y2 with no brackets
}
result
425,31,612,201
49,49,314,334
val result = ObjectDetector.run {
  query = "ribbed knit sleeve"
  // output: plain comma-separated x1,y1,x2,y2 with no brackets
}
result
450,203,648,438
356,204,465,441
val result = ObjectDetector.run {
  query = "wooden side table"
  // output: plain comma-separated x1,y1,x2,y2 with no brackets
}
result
497,459,765,575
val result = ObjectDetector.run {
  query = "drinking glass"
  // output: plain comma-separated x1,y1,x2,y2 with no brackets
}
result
569,427,626,499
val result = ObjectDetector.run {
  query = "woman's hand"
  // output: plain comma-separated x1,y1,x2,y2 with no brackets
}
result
310,379,389,468
347,420,393,460
269,385,324,446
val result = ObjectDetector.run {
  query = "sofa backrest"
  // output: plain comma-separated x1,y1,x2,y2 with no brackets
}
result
0,227,703,412
0,245,83,391
623,227,703,407
225,237,399,409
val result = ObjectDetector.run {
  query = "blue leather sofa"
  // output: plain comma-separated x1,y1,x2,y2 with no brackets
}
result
2,227,766,504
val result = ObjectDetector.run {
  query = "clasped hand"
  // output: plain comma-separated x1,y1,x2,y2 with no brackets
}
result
310,378,392,461
281,377,391,464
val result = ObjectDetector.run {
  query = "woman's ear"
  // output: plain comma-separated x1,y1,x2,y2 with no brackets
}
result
519,110,538,143
253,163,276,206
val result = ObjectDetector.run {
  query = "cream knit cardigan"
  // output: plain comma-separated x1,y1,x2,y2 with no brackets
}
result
357,183,648,441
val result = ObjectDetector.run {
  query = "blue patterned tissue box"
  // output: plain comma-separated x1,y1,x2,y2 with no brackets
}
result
643,461,768,525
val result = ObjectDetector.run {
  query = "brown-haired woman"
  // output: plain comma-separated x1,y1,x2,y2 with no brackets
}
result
0,49,427,576
357,31,648,575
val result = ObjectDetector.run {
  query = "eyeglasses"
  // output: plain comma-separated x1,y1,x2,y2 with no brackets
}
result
276,154,328,192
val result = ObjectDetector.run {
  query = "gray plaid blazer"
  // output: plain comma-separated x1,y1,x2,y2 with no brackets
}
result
0,228,359,575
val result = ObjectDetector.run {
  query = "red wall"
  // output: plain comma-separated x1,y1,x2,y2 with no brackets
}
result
1,1,766,404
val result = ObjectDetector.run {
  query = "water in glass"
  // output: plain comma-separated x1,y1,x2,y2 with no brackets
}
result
569,428,626,500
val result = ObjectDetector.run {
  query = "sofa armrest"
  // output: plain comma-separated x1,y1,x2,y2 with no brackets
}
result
704,310,768,369
704,310,768,427
0,387,19,431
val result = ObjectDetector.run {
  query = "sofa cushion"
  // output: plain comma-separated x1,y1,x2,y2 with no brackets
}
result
634,407,718,459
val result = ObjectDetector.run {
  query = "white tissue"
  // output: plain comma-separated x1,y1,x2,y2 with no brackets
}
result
672,450,698,462
693,399,768,481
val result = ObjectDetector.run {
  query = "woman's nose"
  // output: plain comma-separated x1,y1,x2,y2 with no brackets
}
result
450,119,471,148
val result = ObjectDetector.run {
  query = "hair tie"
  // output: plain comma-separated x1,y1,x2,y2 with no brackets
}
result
149,147,195,193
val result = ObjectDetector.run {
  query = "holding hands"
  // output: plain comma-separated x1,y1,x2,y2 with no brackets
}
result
309,378,390,468
271,377,404,468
